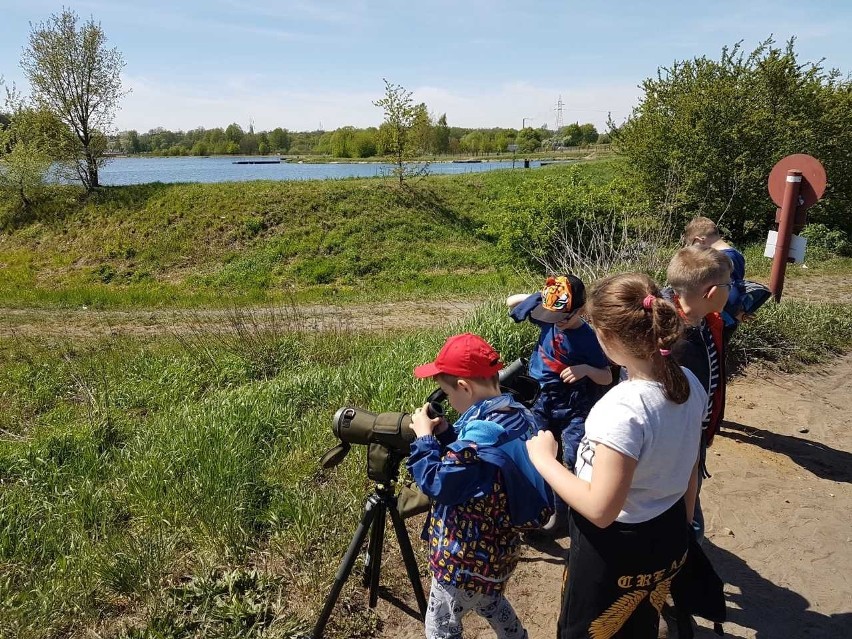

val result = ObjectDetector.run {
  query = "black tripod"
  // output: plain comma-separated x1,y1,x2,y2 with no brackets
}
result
312,447,428,639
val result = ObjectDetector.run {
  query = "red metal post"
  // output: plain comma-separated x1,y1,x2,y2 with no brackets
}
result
768,169,803,303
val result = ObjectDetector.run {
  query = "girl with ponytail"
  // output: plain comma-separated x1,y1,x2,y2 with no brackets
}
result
527,273,707,639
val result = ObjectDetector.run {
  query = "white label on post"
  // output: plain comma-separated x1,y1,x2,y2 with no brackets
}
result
764,230,808,263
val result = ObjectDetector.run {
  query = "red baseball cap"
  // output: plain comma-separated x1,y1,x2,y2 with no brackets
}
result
413,333,504,379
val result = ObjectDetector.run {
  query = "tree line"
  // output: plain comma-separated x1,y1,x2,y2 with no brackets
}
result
110,119,604,158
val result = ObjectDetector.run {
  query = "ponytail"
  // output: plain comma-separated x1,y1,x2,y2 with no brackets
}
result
588,273,689,404
648,295,690,404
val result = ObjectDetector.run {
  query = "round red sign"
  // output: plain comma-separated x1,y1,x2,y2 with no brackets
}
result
768,154,826,210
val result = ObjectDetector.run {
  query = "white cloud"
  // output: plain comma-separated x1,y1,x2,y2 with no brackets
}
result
115,74,640,133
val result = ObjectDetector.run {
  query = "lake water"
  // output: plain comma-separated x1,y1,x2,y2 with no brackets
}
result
94,156,543,185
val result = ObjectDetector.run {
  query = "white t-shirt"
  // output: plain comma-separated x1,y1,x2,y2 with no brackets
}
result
575,368,706,524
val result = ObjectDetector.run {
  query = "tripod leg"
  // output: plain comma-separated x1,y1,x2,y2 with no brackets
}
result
389,503,428,617
312,494,380,639
366,500,387,608
363,498,382,588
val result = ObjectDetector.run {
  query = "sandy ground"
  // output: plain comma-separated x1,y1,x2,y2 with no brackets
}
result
371,354,852,639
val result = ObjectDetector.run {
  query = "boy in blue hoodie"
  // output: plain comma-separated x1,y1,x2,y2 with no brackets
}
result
507,275,612,533
408,333,552,639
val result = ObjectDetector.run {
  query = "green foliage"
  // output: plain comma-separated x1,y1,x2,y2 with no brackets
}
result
267,127,291,153
482,160,648,268
614,37,852,239
21,8,125,191
557,123,591,147
328,126,378,159
0,138,51,227
516,127,542,153
373,79,424,184
410,102,434,155
578,123,599,145
799,223,852,259
434,113,450,153
0,89,72,226
225,123,245,144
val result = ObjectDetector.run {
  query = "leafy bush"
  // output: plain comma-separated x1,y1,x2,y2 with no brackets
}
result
800,223,852,259
614,37,852,239
482,163,648,270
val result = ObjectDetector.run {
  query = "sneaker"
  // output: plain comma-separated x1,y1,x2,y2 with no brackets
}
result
540,512,559,532
526,513,569,540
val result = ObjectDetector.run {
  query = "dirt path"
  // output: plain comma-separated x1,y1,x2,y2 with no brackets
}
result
377,354,852,638
2,273,850,341
0,300,480,339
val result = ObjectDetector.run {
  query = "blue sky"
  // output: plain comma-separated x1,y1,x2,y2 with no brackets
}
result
1,0,850,133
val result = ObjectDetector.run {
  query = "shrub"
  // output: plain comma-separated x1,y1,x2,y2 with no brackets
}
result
614,37,852,239
800,223,852,259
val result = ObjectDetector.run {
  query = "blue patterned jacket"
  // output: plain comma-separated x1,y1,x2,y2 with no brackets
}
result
407,394,552,593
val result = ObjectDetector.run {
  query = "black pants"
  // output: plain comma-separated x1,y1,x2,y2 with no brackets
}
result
559,500,689,639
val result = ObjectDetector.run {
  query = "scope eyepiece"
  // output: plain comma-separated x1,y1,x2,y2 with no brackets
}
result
426,401,444,419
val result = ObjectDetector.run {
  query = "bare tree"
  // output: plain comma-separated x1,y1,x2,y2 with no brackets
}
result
534,212,679,285
21,8,126,191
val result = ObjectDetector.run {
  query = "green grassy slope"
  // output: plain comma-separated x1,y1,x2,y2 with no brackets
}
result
0,161,621,309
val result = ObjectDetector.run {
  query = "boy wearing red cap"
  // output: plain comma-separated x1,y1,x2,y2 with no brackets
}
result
507,275,613,533
408,332,552,639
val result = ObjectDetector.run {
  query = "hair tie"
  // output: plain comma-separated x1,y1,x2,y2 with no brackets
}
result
642,294,656,310
659,349,671,357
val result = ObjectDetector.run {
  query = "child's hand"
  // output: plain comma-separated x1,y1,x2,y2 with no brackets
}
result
411,403,446,438
506,293,532,309
560,364,587,384
526,430,558,467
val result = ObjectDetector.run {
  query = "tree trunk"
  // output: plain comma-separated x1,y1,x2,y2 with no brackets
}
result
87,151,99,191
19,186,31,214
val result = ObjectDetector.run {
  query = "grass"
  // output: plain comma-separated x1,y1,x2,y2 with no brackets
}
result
1,296,850,638
0,301,539,638
730,298,852,371
0,160,624,310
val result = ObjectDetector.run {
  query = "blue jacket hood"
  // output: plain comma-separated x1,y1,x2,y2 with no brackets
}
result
453,395,553,526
